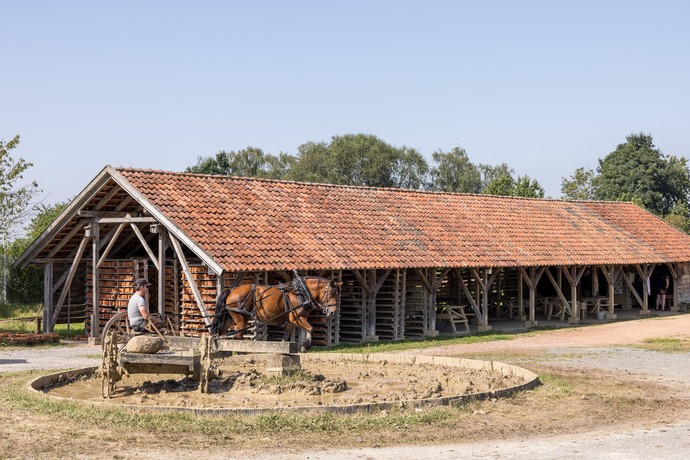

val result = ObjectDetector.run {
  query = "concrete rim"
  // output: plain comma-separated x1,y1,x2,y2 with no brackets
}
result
28,353,540,416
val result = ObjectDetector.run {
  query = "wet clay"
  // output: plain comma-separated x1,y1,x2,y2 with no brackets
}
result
47,354,526,410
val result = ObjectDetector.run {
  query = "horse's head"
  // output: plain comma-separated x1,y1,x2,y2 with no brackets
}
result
307,277,341,317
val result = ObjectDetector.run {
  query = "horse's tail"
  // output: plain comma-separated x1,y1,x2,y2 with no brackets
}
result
210,288,231,335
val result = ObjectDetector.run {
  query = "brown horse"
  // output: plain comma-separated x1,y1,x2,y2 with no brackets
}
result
210,276,341,352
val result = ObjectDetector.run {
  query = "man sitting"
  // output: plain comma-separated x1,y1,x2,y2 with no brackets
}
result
128,278,155,332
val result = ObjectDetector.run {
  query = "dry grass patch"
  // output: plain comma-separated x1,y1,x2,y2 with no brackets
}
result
0,362,685,458
635,336,690,353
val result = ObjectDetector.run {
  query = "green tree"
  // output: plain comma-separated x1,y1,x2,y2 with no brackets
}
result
429,147,482,193
478,163,513,191
561,167,596,200
1,135,39,303
664,201,690,233
290,134,429,189
513,175,545,198
186,147,292,179
484,173,545,198
483,174,515,196
6,201,69,303
592,133,690,215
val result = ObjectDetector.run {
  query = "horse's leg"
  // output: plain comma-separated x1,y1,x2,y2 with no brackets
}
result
283,322,296,342
290,313,314,352
229,312,246,339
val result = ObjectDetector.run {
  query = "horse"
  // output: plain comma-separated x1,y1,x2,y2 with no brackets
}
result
209,275,341,352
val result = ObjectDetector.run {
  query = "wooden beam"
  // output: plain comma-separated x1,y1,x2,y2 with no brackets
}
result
432,268,452,291
43,262,53,333
51,236,90,328
544,269,571,318
621,269,646,309
454,268,484,324
130,223,159,271
157,229,167,316
92,184,122,210
414,268,435,294
373,269,392,296
170,235,211,328
97,223,125,268
47,222,87,258
91,223,100,337
97,216,157,224
352,270,373,296
51,268,70,296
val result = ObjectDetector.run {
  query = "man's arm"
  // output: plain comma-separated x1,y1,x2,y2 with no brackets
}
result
138,305,150,321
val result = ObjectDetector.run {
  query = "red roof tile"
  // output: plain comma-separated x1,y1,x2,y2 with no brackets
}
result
116,168,690,272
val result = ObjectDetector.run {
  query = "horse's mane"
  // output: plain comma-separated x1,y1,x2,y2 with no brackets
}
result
209,288,231,334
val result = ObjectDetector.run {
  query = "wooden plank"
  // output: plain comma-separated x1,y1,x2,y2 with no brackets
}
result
214,339,300,354
51,235,90,328
170,235,212,328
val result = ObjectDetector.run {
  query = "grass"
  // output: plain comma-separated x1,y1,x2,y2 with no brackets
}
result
635,337,690,353
0,302,85,339
313,330,512,354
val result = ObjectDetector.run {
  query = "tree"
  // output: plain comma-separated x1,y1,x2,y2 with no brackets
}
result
186,147,291,179
7,201,69,303
513,175,545,198
478,163,513,191
592,133,690,215
289,134,429,189
483,174,514,196
561,167,596,200
429,147,482,193
1,135,39,303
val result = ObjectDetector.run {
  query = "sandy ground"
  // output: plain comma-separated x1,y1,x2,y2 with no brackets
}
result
2,314,690,459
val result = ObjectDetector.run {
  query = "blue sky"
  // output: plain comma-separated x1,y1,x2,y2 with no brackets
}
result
2,1,689,206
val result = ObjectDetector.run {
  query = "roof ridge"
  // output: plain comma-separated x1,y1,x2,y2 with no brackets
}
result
115,167,630,204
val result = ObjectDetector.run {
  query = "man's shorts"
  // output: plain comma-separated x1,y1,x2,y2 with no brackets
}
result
131,319,148,332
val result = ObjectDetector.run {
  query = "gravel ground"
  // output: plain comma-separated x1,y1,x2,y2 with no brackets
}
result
0,342,101,373
2,316,690,459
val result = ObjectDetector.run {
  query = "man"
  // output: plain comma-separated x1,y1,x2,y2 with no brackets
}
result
128,278,152,332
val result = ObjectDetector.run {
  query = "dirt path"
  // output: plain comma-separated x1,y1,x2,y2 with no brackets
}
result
286,314,690,460
3,315,690,459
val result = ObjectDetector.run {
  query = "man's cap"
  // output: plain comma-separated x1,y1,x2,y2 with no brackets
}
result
134,278,152,288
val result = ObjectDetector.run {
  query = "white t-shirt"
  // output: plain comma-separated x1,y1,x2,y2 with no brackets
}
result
128,293,147,324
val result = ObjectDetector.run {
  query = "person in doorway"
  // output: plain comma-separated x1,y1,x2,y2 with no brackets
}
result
656,275,670,311
128,278,153,332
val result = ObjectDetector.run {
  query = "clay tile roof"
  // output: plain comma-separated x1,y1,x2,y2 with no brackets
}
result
116,168,690,272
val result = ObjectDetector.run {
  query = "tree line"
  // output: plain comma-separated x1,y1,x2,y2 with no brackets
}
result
186,133,546,198
1,131,689,304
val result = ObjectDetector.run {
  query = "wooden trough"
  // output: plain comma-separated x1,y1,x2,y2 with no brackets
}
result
100,333,302,398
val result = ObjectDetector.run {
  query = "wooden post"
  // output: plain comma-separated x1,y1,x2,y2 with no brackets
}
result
157,229,166,316
52,234,90,330
92,223,100,338
667,263,679,311
170,235,212,328
518,269,525,320
43,262,53,333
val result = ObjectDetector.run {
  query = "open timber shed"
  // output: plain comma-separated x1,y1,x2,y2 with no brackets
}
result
15,166,690,344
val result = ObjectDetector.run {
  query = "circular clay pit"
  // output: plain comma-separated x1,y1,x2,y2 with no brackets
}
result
33,353,539,415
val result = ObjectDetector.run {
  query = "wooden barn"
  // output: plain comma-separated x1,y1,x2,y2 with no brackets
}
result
15,166,690,344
